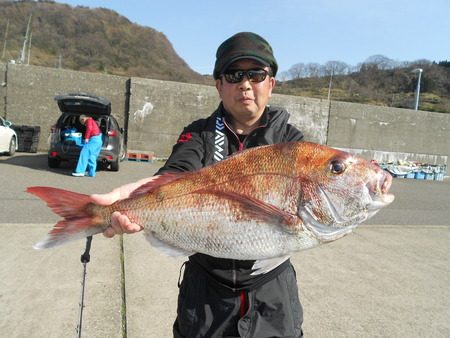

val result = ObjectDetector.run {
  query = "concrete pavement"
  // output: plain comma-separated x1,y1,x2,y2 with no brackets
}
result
1,153,449,337
2,223,449,337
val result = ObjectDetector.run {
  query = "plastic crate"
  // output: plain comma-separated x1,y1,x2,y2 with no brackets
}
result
12,125,41,153
406,172,415,179
414,172,426,180
62,128,83,146
127,152,154,162
425,173,434,180
434,172,444,181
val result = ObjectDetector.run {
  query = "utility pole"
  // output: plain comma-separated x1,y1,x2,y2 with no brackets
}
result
27,32,32,65
412,68,423,110
326,67,334,147
327,68,334,101
19,14,32,64
2,20,9,61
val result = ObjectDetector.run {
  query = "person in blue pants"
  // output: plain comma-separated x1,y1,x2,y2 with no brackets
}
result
72,115,102,177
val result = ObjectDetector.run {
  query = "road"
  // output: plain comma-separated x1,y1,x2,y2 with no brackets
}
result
1,152,449,225
0,152,449,337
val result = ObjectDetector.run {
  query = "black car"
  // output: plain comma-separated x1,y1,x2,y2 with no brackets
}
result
48,93,125,171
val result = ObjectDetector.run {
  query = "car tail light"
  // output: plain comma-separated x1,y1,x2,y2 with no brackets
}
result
107,130,117,137
105,155,113,161
50,151,58,157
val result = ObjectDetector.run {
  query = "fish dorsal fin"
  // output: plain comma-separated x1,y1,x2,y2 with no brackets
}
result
129,172,186,198
144,231,193,257
251,255,290,275
198,190,301,233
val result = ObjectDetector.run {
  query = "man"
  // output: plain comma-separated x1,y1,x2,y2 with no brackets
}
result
72,114,103,177
93,32,304,337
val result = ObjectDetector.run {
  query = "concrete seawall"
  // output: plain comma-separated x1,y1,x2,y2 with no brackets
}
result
2,63,449,167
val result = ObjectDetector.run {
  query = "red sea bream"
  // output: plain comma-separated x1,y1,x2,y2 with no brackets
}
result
28,142,394,273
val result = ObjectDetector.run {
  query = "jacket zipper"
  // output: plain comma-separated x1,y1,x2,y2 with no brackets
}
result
222,118,267,152
222,116,267,319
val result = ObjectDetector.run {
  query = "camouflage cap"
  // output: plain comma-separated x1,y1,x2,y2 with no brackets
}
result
213,32,278,79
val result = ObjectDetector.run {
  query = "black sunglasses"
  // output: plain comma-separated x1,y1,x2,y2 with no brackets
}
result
222,69,271,83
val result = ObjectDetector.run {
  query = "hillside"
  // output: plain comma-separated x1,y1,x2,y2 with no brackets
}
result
275,62,450,113
0,0,211,84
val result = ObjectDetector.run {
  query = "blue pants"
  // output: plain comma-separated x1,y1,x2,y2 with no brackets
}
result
74,134,103,176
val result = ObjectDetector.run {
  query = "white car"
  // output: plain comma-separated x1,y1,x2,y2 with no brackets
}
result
0,116,18,156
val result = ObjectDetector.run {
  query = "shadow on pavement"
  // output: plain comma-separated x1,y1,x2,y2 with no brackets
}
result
0,152,116,175
0,153,74,174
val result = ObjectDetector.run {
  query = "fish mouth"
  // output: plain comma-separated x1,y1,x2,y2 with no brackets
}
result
369,167,394,197
366,168,395,210
368,192,395,211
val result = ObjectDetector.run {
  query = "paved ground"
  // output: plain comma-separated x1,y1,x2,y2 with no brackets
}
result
1,153,449,337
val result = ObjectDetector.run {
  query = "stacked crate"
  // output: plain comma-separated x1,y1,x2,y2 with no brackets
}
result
11,125,41,153
126,151,155,162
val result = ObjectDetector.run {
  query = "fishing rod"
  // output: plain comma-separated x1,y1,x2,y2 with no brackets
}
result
76,236,93,338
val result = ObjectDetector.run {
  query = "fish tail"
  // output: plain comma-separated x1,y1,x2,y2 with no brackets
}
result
27,186,108,249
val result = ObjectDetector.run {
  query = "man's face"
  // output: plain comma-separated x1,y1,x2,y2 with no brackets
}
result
216,59,275,124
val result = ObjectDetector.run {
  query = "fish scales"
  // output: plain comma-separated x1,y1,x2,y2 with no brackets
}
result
98,143,307,259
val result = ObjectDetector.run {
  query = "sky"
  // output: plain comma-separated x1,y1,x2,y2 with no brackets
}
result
61,0,449,75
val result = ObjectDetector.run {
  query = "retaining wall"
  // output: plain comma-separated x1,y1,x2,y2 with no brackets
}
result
3,63,127,151
1,63,449,167
329,101,449,165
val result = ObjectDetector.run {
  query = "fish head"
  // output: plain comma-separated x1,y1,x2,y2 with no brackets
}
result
297,145,394,242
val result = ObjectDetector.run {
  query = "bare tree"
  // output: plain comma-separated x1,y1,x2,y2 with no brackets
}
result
288,62,307,79
305,62,322,77
324,60,350,76
364,55,399,70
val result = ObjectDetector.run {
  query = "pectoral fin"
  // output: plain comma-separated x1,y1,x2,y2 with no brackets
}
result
197,189,302,232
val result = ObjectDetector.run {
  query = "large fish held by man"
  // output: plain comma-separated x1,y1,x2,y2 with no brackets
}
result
28,142,394,274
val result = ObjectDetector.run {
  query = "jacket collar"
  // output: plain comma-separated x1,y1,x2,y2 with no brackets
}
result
218,102,269,130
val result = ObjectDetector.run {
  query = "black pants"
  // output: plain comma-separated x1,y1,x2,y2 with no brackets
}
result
173,261,303,338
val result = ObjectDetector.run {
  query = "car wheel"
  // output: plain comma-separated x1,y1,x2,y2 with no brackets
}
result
120,145,127,162
110,158,119,172
97,161,108,170
48,158,60,168
7,137,16,156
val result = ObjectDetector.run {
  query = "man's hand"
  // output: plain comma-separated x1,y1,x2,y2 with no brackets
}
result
90,176,160,238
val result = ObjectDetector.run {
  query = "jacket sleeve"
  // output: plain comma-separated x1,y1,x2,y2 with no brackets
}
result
84,119,94,140
284,124,304,142
155,120,206,175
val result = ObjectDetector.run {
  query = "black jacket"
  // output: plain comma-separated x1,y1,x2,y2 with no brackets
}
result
156,103,304,290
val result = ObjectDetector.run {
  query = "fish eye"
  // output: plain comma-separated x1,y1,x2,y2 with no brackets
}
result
330,160,346,174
